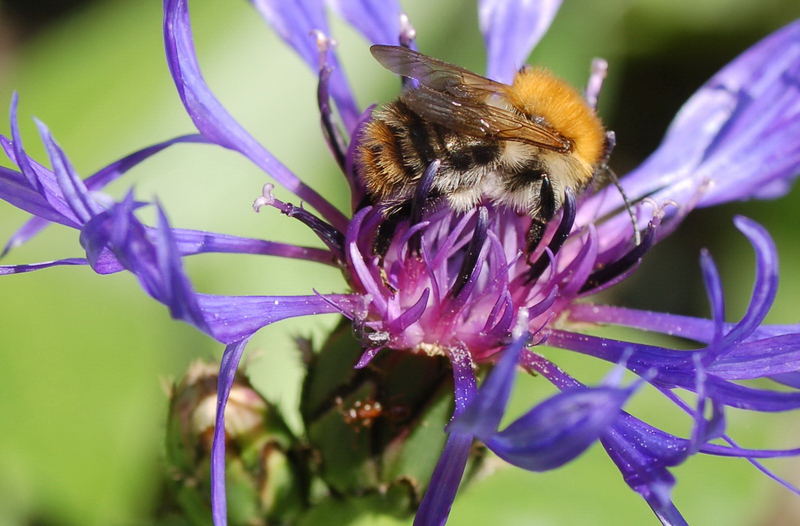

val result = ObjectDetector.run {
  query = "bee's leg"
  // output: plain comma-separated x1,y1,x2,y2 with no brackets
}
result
410,160,441,223
372,194,442,257
525,187,577,283
525,174,557,254
373,160,441,257
525,220,547,257
407,160,442,255
374,204,409,256
356,194,374,211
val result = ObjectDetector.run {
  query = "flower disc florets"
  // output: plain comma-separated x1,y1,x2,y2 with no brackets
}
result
341,195,647,366
348,204,534,359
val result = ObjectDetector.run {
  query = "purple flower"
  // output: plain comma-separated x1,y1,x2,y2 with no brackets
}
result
2,1,800,525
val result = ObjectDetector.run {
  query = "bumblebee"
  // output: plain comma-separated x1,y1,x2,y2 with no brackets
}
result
358,45,606,250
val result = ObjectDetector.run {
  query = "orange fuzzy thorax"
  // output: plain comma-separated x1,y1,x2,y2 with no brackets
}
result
506,68,605,166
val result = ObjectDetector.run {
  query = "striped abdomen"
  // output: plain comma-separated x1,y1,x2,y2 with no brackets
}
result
358,100,501,208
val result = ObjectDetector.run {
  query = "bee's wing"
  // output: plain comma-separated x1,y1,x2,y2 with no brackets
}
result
402,86,571,152
372,45,570,152
371,45,505,99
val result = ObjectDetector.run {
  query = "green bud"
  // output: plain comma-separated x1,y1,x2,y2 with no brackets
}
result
159,361,306,525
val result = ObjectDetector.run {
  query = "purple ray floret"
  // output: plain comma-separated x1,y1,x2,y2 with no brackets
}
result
248,0,361,131
479,0,563,83
2,1,800,526
329,0,409,47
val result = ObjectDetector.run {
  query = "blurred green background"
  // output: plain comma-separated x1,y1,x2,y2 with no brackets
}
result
1,0,799,524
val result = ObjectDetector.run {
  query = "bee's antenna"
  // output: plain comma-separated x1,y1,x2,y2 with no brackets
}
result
605,165,641,246
600,131,640,246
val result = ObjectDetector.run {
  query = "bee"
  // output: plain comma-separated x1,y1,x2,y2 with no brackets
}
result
358,45,607,251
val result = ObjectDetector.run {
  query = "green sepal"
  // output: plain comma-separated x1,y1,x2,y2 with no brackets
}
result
302,317,461,505
297,487,414,526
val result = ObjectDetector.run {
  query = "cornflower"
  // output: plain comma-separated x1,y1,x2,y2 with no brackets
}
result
2,1,800,525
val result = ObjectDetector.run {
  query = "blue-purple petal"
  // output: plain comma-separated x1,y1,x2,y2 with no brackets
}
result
9,93,40,191
166,228,335,264
529,357,692,524
722,216,778,345
568,304,799,345
0,166,78,227
415,346,477,526
155,205,210,330
75,194,350,343
703,376,800,412
548,329,800,411
248,0,329,74
88,134,207,189
211,337,251,526
329,0,404,45
0,257,88,275
485,384,636,472
699,249,724,343
449,330,527,438
162,0,348,230
708,334,800,379
196,293,357,344
769,372,800,388
35,120,101,223
1,135,78,222
479,0,562,83
601,414,687,514
645,498,689,526
2,217,49,257
248,0,360,130
2,134,209,256
413,432,472,526
597,20,800,220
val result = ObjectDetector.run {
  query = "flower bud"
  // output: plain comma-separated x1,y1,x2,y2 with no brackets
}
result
160,361,305,525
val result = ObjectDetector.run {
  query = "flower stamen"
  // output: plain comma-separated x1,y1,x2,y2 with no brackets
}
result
585,58,608,110
254,183,345,257
399,13,416,48
313,30,348,172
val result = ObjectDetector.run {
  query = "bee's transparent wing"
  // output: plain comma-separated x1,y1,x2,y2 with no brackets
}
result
372,45,570,151
401,86,571,152
371,44,506,99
